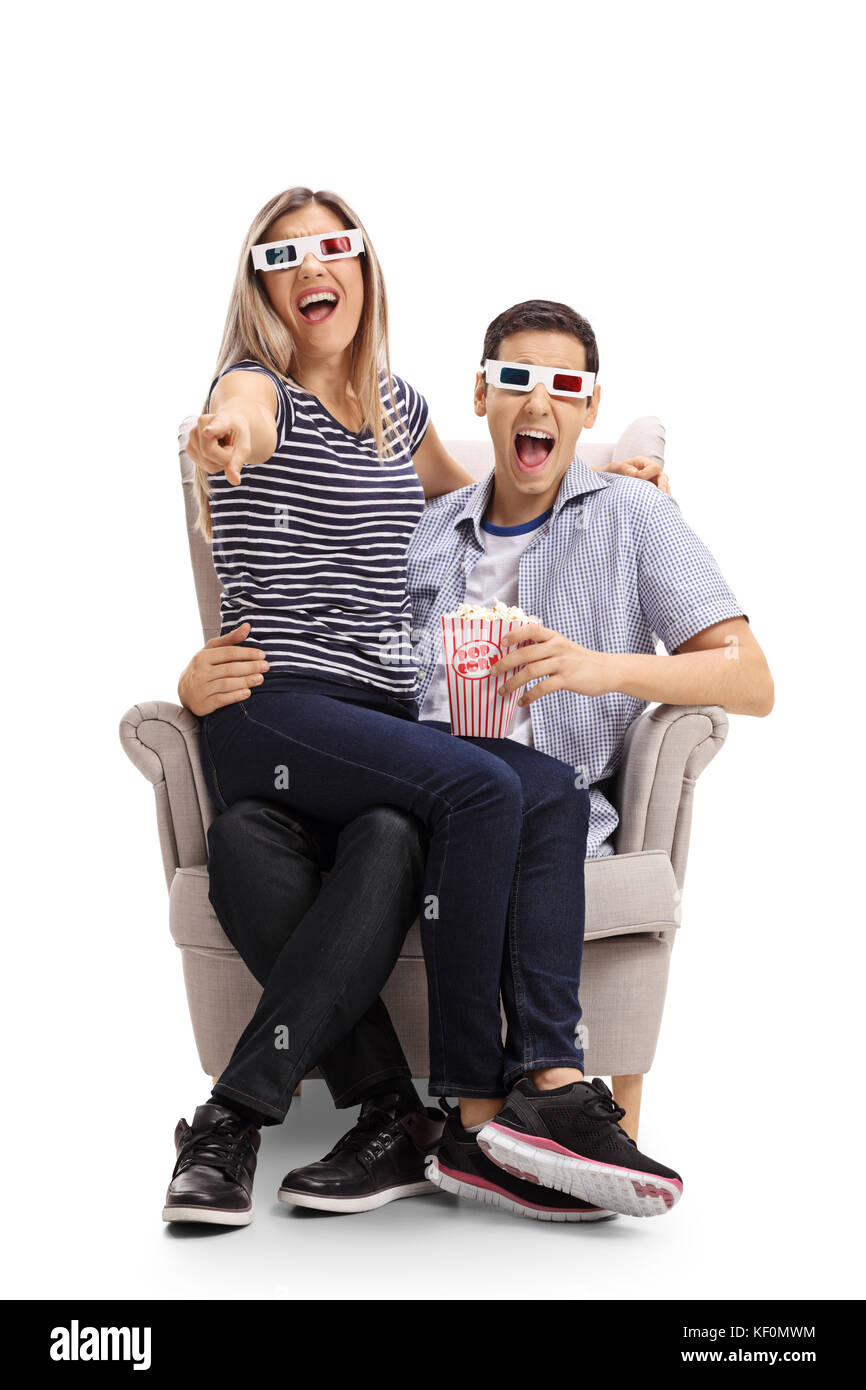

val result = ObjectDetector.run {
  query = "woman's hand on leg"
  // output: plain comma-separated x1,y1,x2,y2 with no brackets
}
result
178,623,270,716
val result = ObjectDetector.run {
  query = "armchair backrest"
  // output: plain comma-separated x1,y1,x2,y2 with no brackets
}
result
177,422,623,642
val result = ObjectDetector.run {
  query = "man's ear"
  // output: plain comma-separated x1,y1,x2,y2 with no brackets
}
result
474,371,487,417
584,383,601,429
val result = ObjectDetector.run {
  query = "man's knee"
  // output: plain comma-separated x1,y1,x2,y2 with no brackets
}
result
344,805,427,870
525,761,590,827
206,798,312,872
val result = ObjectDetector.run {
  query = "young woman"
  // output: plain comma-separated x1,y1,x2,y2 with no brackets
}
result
165,187,678,1228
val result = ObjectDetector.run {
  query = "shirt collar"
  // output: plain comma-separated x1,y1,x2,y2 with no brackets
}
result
454,450,611,540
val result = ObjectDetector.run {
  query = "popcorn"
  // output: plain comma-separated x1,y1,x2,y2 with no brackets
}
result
447,598,529,622
440,599,532,738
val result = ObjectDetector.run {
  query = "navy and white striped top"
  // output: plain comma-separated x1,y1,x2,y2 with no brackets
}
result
205,360,429,694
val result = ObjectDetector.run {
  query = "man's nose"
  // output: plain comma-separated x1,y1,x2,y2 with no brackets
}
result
524,383,551,412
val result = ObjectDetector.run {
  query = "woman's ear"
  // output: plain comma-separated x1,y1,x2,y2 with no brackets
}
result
474,371,487,417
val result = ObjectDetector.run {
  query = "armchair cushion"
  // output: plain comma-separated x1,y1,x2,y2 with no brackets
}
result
170,847,679,961
584,850,679,940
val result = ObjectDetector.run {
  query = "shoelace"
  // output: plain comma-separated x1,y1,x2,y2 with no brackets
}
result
174,1119,252,1181
583,1083,636,1146
325,1112,401,1165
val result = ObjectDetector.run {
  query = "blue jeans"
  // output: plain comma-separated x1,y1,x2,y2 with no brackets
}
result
201,674,588,1106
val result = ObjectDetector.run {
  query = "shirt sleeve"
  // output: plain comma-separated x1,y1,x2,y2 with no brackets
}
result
205,360,295,452
637,491,748,652
391,375,430,454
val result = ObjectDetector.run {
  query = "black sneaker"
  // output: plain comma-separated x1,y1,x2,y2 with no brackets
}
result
478,1078,683,1218
426,1106,613,1223
278,1090,445,1213
162,1103,261,1226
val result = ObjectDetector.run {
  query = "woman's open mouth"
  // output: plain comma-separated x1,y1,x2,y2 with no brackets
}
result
297,289,340,324
513,429,555,474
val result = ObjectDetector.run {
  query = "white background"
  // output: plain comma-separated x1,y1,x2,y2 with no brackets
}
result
3,0,864,1301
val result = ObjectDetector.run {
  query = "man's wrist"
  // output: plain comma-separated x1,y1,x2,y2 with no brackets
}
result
598,650,625,694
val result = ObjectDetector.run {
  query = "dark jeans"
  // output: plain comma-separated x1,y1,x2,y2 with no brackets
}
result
201,674,588,1114
207,801,423,1116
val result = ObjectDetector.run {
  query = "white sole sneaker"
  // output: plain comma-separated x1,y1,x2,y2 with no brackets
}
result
277,1179,439,1213
477,1125,682,1219
162,1205,252,1226
426,1156,614,1222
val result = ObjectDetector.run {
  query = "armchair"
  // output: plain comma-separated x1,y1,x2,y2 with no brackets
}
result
120,415,728,1136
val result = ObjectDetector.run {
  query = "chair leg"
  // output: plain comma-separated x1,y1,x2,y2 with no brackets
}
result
611,1074,643,1142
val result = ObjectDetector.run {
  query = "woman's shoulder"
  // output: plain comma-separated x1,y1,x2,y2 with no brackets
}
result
214,358,298,390
381,369,427,404
208,359,297,438
384,367,407,387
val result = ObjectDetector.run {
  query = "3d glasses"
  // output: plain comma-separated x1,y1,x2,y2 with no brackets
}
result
251,226,365,272
483,359,596,399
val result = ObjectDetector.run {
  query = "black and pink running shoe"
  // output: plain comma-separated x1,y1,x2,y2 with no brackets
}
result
478,1077,682,1219
426,1106,613,1223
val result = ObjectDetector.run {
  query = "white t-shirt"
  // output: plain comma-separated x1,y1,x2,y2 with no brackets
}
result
419,507,553,743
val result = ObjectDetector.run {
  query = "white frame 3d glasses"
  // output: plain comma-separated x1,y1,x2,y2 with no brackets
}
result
251,226,365,272
484,358,596,399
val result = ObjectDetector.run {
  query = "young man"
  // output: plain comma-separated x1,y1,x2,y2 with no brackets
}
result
170,300,772,1225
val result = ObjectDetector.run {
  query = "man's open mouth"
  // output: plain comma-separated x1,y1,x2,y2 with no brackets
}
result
513,429,555,473
297,289,339,323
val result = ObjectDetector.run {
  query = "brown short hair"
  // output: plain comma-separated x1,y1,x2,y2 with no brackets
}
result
481,299,599,377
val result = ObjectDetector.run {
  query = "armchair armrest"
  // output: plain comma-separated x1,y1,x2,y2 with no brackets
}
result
612,704,728,888
119,701,216,891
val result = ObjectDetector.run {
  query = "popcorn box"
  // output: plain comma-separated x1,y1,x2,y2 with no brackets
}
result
440,614,529,738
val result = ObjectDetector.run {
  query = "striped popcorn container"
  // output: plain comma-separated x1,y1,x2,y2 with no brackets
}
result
440,614,529,738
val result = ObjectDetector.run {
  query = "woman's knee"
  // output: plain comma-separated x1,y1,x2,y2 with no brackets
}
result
523,761,590,827
458,755,524,822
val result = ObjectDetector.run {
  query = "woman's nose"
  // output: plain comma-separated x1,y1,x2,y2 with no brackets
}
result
298,252,326,278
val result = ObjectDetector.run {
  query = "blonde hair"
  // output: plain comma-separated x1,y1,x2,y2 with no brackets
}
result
194,187,402,539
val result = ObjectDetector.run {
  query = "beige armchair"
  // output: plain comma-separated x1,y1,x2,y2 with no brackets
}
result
120,416,727,1136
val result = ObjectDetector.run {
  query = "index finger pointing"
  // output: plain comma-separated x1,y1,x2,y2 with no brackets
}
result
203,414,229,440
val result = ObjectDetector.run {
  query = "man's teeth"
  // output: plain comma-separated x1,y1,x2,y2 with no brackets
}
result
516,430,553,440
299,291,338,309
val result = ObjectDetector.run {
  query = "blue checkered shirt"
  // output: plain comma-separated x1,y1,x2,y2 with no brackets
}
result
405,455,745,856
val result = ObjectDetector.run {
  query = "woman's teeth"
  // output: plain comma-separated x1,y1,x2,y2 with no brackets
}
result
298,291,338,322
514,429,554,470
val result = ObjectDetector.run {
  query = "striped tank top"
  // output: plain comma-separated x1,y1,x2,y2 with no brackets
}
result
205,360,429,695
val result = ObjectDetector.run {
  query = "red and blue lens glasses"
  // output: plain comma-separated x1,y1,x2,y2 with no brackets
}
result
251,226,365,271
484,359,595,399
